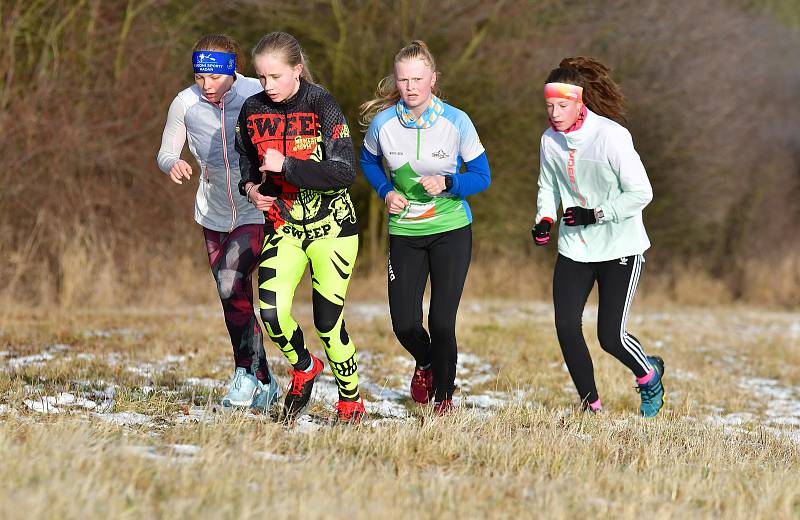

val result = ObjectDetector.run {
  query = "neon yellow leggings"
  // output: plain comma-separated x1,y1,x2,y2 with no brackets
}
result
257,232,360,400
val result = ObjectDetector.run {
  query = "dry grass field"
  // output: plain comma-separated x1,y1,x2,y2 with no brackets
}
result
1,272,798,519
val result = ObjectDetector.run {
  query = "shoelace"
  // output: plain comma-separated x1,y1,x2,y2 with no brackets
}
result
288,368,312,395
637,380,662,401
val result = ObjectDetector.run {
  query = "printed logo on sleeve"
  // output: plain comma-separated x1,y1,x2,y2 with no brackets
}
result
332,124,350,139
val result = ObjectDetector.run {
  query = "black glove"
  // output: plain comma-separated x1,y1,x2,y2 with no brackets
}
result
531,219,552,246
563,206,596,226
258,180,282,197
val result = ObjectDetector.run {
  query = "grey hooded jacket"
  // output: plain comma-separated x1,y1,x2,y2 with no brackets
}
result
157,73,265,232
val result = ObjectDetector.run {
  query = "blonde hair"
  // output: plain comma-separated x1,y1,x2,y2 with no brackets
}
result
252,32,314,83
359,40,440,126
193,34,244,73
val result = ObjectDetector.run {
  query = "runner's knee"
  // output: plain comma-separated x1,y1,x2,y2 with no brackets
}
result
216,269,240,300
596,324,622,353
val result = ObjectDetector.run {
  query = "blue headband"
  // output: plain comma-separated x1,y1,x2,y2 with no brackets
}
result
192,51,236,75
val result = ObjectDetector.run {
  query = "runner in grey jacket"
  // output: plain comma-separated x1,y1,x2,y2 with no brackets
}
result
158,74,263,231
156,35,279,412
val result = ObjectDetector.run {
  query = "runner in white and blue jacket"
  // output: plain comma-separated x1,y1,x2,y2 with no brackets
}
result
360,41,490,415
532,57,665,418
157,35,279,412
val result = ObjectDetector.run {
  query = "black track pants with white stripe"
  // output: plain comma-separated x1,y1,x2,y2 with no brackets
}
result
553,253,652,405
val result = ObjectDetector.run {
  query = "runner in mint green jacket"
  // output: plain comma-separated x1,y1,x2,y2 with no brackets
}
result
532,57,665,418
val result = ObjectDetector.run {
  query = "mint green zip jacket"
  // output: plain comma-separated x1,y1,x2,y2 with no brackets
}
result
535,109,652,262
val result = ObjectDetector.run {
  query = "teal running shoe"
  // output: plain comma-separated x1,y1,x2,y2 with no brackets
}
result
221,367,259,408
251,367,281,414
638,356,665,418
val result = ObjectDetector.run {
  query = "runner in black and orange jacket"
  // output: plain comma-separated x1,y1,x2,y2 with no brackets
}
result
235,32,364,423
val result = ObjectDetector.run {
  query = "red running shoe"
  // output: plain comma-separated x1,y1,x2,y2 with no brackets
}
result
336,398,367,424
410,366,433,404
283,354,324,422
433,399,454,416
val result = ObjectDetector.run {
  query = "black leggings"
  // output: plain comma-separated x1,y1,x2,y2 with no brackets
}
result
388,225,472,402
553,253,652,405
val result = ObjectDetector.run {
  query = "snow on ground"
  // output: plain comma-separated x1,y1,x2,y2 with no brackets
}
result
95,412,155,427
122,444,201,462
23,392,111,414
705,376,800,445
739,377,800,426
7,352,55,368
3,304,799,462
255,451,304,462
82,328,142,340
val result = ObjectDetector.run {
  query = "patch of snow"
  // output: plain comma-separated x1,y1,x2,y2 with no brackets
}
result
170,444,201,456
126,364,155,377
82,328,141,339
365,399,408,419
24,392,98,414
162,355,187,364
359,381,405,402
393,356,416,369
294,415,323,434
706,412,758,426
8,352,54,368
93,412,154,426
184,377,225,389
310,376,342,405
254,451,304,462
740,377,800,427
174,406,215,424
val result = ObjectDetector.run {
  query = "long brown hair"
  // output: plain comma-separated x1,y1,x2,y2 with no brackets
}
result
545,57,627,123
251,32,314,84
359,40,441,126
193,34,244,73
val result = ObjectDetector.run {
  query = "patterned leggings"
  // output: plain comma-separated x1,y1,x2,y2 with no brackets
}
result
257,232,360,401
204,224,270,383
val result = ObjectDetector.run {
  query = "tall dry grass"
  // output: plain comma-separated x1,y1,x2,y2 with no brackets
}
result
2,221,797,311
1,409,798,519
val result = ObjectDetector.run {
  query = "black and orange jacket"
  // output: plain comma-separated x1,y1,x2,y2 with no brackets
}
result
235,78,358,240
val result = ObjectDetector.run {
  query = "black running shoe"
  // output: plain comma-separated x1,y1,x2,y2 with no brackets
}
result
282,354,324,423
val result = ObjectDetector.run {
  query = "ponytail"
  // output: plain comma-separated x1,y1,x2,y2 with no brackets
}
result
545,57,627,123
